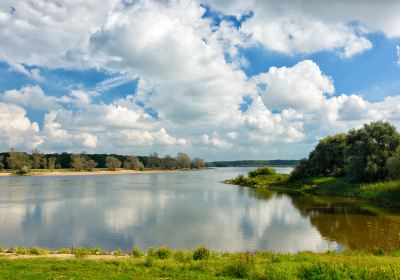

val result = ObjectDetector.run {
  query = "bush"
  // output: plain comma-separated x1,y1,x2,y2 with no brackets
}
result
387,147,400,179
15,246,29,255
131,247,143,257
248,166,276,178
74,247,91,258
57,248,73,254
193,246,209,261
29,247,48,255
154,247,173,259
113,248,122,256
222,261,251,278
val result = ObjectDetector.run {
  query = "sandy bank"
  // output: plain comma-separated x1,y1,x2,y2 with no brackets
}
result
0,168,211,177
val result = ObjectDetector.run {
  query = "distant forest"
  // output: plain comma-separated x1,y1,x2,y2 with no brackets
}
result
206,160,298,167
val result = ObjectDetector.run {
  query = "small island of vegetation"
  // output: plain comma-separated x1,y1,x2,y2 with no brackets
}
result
226,121,400,207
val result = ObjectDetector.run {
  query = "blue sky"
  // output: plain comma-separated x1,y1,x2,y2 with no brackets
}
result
0,0,399,160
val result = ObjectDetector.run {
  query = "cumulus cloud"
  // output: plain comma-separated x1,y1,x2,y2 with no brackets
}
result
201,134,233,149
0,102,42,149
0,0,119,67
255,60,334,111
90,0,253,125
1,85,59,110
205,0,400,56
41,96,187,153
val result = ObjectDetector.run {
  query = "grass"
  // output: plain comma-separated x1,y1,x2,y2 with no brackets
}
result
0,247,400,279
226,169,400,207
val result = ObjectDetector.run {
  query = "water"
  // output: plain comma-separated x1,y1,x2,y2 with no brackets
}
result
0,167,399,253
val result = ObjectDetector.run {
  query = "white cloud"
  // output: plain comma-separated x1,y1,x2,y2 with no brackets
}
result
41,96,186,153
0,0,119,68
205,0,400,56
256,60,334,111
1,85,59,110
0,102,42,150
201,134,233,149
90,0,253,125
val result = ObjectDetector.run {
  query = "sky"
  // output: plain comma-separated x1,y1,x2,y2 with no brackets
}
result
0,0,400,160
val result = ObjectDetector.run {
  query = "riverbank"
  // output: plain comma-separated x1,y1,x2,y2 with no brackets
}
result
225,171,400,207
0,247,399,279
0,168,210,177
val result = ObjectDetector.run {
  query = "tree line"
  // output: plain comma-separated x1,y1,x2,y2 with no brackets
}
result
206,160,298,167
291,121,400,183
0,150,205,173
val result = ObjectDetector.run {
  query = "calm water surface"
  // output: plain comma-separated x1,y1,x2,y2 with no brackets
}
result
0,167,399,252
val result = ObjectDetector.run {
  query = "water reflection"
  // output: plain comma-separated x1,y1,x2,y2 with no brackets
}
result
0,167,398,252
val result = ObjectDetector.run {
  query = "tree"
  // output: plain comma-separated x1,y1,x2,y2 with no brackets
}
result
86,159,97,171
345,121,400,182
387,147,400,179
7,149,31,170
290,133,346,179
47,157,57,170
176,153,191,169
124,156,144,171
70,154,87,171
31,149,44,169
0,155,4,170
162,155,177,170
148,152,161,168
192,157,205,169
105,156,121,171
290,158,312,181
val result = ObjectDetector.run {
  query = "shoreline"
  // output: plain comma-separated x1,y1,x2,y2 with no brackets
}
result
0,168,211,177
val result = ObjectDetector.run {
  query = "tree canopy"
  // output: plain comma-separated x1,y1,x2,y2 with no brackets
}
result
291,121,400,183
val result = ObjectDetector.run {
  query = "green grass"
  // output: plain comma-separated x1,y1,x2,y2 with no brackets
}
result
226,172,400,207
0,248,400,279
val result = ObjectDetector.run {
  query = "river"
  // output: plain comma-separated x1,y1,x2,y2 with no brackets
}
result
0,167,398,252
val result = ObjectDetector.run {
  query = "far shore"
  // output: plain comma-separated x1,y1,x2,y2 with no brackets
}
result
0,168,212,177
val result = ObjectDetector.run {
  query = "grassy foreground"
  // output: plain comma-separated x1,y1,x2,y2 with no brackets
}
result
225,169,400,207
1,247,400,279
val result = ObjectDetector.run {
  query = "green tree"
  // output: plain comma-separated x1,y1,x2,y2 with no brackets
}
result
31,149,44,169
47,157,57,170
70,154,87,171
387,146,400,179
290,158,311,181
308,133,347,177
86,159,97,171
148,152,161,168
191,157,205,169
290,133,346,180
345,121,400,182
124,156,144,171
105,156,121,171
7,149,31,172
0,155,4,170
176,153,191,169
162,155,177,170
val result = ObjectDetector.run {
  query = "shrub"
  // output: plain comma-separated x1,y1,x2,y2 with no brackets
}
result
248,166,276,178
57,248,73,254
113,248,122,256
74,247,91,258
222,261,251,278
193,246,209,261
131,247,143,257
154,247,173,259
15,246,29,255
29,247,48,255
173,250,191,263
